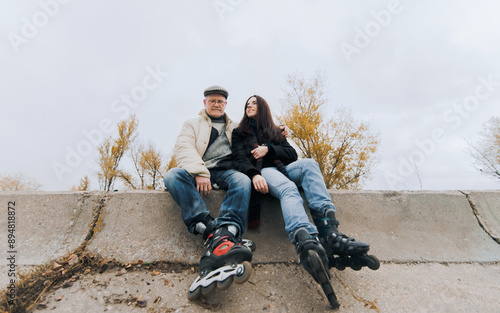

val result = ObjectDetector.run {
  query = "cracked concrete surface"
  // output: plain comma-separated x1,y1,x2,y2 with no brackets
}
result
460,191,500,244
1,190,499,312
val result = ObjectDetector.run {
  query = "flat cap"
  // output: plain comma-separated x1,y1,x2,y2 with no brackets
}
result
203,85,228,99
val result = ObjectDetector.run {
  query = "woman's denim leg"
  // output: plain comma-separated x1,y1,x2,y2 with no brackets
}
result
286,159,336,215
211,169,251,236
261,167,317,243
163,168,210,234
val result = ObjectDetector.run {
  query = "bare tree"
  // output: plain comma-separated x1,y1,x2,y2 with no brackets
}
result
467,117,500,180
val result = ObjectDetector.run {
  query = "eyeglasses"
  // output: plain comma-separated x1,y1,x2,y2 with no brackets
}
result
208,99,226,105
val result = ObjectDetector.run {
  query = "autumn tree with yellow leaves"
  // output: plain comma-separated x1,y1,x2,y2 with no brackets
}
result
130,142,165,190
0,172,41,191
95,115,171,191
278,72,379,189
138,143,163,190
97,115,138,191
71,175,90,191
165,155,177,173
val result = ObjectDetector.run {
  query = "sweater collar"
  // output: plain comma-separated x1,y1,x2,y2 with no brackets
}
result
249,118,258,131
199,109,230,124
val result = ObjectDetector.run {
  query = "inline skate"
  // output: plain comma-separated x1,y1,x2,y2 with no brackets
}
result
188,227,253,300
194,215,255,251
313,209,380,271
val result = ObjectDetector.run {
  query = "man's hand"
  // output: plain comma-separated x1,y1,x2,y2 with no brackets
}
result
251,146,269,159
195,176,212,196
279,125,290,138
252,175,269,194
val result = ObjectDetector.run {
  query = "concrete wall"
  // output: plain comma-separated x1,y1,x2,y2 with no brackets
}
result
1,190,499,271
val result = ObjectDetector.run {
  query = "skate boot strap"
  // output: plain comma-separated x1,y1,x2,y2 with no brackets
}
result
296,239,324,264
313,216,340,239
313,217,340,228
204,227,239,248
326,232,356,254
294,229,324,261
204,233,230,248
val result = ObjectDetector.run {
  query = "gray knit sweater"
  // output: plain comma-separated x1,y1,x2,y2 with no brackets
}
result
202,116,233,171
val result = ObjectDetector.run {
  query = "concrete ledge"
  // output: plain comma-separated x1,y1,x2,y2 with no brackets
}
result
330,190,500,262
2,190,500,268
87,190,500,264
88,191,298,264
0,192,103,266
88,191,201,263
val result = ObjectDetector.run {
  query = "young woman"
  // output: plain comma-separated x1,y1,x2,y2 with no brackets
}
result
232,95,379,309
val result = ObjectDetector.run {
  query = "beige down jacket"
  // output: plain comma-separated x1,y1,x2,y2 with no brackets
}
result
173,110,237,178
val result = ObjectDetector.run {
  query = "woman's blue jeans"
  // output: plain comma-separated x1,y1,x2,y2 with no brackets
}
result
261,159,336,243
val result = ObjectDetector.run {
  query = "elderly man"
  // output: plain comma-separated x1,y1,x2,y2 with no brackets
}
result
164,85,253,299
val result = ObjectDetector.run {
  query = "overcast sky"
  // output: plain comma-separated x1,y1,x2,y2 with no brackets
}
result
1,0,499,191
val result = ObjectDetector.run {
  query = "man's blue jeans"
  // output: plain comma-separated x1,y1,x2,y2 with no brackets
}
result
164,168,251,236
261,159,336,243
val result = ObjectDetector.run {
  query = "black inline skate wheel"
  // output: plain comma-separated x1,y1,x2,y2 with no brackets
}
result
328,293,340,310
308,251,340,310
367,255,381,270
351,262,362,271
234,261,252,284
321,279,340,310
188,286,201,301
217,276,234,290
335,260,347,271
201,283,217,296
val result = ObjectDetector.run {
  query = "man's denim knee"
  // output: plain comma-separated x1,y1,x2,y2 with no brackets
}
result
231,171,251,188
164,168,191,190
164,167,186,180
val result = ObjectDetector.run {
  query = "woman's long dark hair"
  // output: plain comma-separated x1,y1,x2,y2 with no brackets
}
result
238,95,283,144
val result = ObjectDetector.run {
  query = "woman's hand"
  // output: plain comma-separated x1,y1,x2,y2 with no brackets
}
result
252,175,269,194
251,145,269,159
